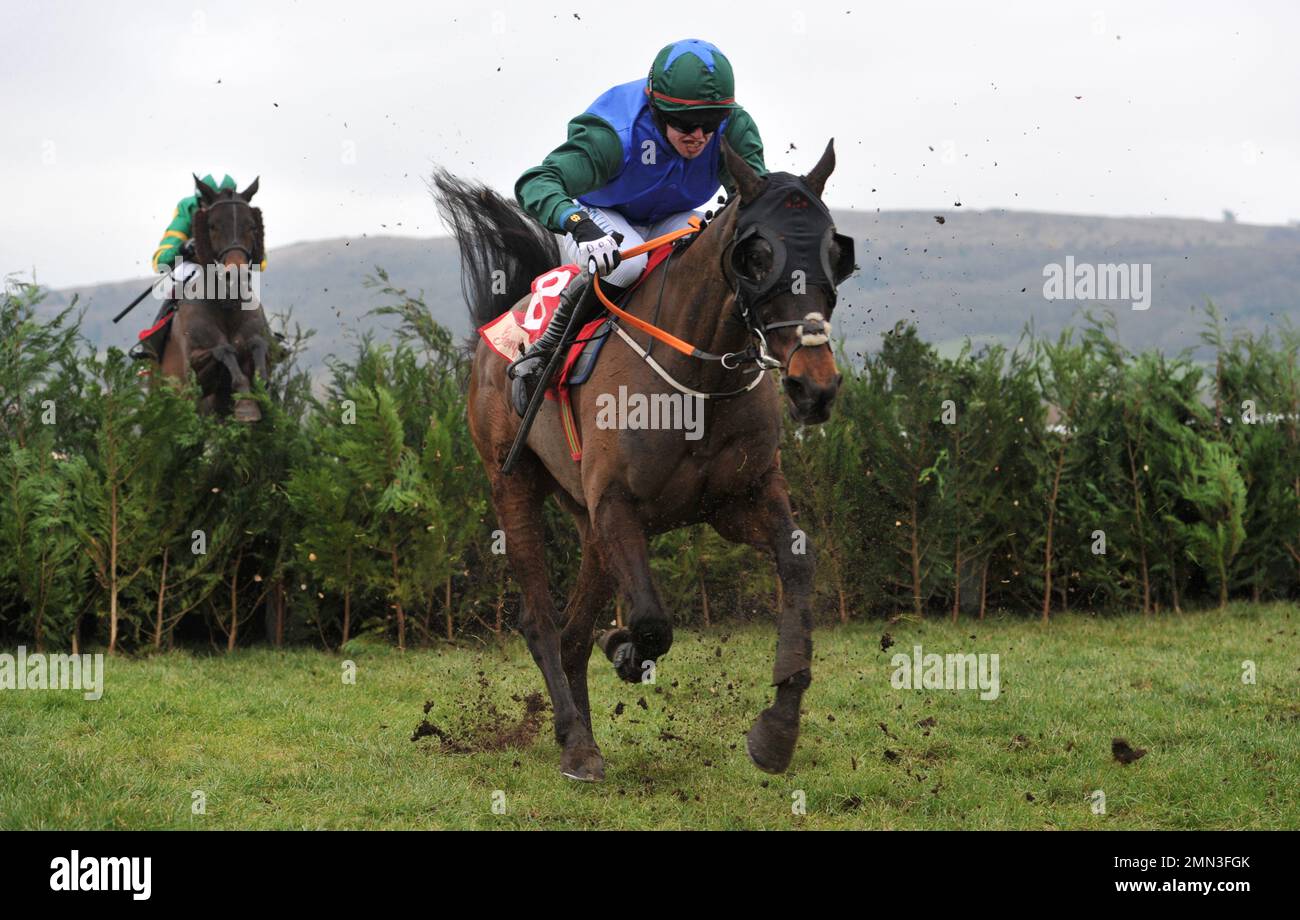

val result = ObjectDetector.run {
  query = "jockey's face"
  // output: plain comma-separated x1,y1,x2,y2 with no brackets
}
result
665,123,712,159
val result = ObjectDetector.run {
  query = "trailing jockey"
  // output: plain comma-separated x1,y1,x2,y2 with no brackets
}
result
507,38,767,401
131,173,267,362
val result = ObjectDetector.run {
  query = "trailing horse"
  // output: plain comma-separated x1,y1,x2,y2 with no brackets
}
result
158,176,274,422
434,140,854,780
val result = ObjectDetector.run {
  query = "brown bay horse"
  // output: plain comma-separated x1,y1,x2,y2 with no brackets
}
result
434,140,854,780
159,176,274,422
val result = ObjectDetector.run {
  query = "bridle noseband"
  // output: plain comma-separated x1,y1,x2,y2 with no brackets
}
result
752,311,832,369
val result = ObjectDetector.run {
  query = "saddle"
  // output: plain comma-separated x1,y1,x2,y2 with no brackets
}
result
477,243,678,460
129,304,177,362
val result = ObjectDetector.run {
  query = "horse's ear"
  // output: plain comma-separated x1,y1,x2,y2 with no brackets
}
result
721,137,764,203
804,139,836,198
194,173,219,205
240,176,260,201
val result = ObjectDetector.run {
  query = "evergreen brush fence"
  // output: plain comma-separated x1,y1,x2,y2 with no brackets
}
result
2,275,1297,653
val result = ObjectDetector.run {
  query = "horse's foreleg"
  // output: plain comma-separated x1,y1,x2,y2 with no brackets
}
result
491,464,603,781
710,468,814,774
210,342,259,422
590,491,673,683
239,334,270,423
247,334,270,387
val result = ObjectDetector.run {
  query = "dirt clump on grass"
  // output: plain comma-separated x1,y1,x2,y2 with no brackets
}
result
1111,737,1147,764
411,673,549,754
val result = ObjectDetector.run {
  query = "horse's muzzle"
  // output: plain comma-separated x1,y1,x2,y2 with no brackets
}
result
783,373,840,424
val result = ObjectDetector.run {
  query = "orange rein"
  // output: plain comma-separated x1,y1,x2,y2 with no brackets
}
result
591,216,711,359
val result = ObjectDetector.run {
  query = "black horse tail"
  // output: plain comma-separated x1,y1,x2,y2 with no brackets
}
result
431,168,561,331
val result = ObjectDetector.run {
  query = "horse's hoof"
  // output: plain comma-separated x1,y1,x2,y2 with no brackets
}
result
560,746,605,782
596,628,632,657
631,618,673,662
597,629,642,683
745,707,800,774
233,399,262,423
612,642,643,683
561,765,604,782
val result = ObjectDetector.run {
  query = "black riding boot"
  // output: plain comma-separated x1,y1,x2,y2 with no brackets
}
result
130,299,177,362
506,276,624,414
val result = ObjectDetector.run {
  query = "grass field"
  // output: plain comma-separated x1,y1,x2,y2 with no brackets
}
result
1,602,1297,829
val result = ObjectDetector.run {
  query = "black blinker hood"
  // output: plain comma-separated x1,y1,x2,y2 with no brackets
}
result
726,172,855,308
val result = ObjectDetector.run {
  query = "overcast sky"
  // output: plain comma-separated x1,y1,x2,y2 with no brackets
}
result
2,0,1296,288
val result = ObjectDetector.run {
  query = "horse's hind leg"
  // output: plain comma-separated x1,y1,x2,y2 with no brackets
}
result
709,467,814,774
490,461,604,781
559,525,616,731
589,491,673,683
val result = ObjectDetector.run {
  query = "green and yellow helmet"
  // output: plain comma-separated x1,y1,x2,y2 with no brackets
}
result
645,39,738,112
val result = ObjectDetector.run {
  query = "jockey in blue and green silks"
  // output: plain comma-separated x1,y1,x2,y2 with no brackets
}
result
134,173,267,361
507,38,768,394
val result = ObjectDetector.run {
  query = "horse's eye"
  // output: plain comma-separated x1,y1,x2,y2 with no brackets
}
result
743,240,773,278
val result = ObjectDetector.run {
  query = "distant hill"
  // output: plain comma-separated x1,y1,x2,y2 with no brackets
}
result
44,209,1300,371
832,209,1300,360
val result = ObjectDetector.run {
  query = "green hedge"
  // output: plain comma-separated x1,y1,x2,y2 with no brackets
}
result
1,276,1296,651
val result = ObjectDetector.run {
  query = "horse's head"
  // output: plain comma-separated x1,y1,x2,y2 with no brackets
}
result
192,175,265,271
721,140,854,424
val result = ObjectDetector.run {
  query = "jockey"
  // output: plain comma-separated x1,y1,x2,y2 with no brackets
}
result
132,173,266,362
508,38,767,394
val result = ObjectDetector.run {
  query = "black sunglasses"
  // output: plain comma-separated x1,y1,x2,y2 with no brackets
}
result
663,110,727,135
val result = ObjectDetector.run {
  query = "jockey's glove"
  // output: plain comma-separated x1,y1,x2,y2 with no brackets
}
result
565,212,622,276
